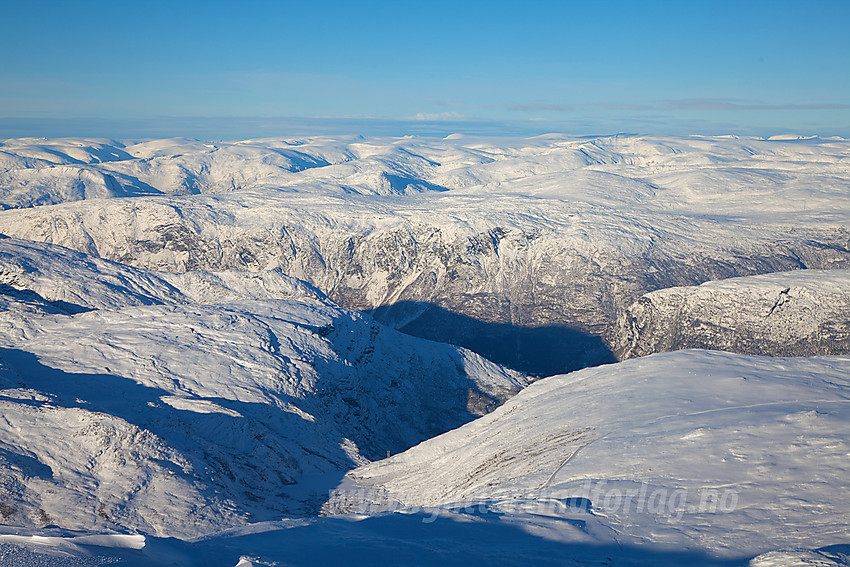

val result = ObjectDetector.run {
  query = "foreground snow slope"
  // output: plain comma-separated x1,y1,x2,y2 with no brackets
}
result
610,269,850,359
2,135,849,372
328,350,850,559
0,238,525,537
8,519,849,567
2,350,848,566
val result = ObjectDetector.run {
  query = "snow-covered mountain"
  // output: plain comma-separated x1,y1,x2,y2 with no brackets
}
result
2,135,849,372
0,237,526,537
1,134,850,565
610,269,850,359
326,350,850,561
3,350,846,565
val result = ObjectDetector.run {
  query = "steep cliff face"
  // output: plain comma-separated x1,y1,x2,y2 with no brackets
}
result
2,135,850,372
609,269,850,359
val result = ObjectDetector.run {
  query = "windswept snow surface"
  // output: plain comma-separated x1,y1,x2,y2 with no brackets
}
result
2,135,849,372
0,238,526,538
327,350,850,561
611,269,850,359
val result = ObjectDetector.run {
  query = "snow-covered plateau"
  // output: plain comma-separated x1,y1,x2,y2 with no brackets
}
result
611,269,850,359
0,134,849,565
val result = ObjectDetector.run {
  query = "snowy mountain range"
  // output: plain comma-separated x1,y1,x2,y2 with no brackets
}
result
0,133,849,565
2,134,849,373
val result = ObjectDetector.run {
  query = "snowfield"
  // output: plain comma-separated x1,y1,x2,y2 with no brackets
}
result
1,350,848,565
327,350,850,561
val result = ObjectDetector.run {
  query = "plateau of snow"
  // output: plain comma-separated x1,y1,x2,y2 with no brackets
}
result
611,269,850,359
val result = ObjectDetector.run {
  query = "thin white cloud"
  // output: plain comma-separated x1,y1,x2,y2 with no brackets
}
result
503,99,850,114
664,98,850,111
411,112,466,121
507,103,574,112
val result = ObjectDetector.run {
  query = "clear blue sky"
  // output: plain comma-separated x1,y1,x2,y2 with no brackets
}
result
1,0,848,138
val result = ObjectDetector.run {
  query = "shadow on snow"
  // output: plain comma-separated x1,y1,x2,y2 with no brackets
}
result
368,301,617,377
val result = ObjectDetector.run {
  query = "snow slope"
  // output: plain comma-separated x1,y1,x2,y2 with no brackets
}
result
0,238,526,538
10,518,848,567
610,269,850,359
327,350,850,560
2,134,849,372
1,350,848,566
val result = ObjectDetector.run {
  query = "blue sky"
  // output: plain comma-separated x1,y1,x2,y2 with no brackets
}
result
1,0,848,138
